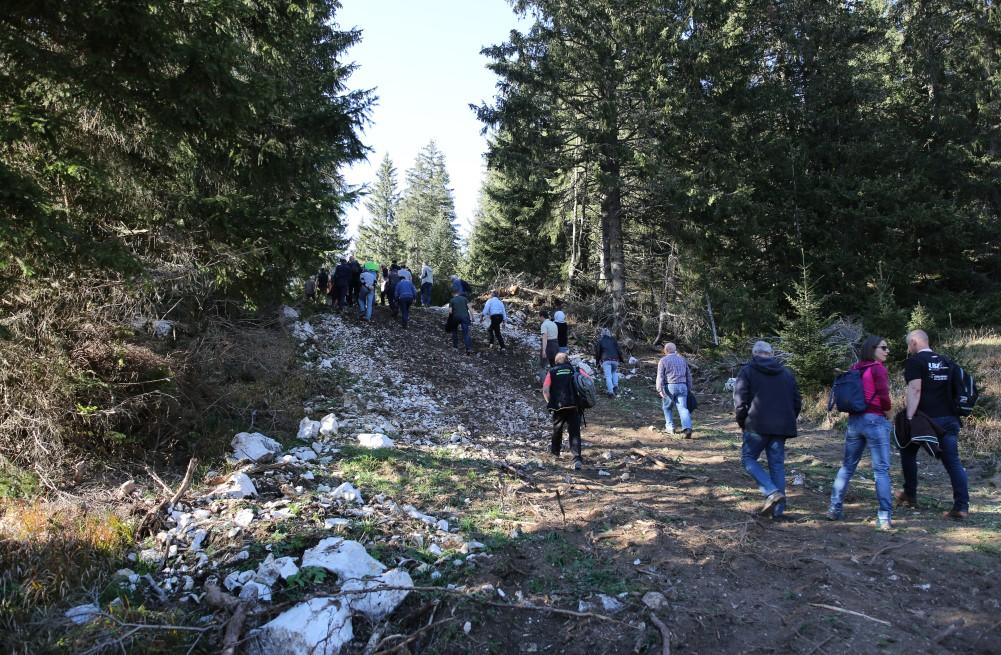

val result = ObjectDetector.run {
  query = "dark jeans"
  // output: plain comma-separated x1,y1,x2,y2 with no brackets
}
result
452,316,472,350
551,408,582,458
420,282,432,306
349,280,360,304
900,415,968,512
488,315,505,348
545,341,559,366
399,299,412,327
335,284,348,309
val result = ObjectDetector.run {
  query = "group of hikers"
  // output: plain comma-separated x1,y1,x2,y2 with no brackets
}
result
308,262,970,528
306,257,434,327
544,328,971,529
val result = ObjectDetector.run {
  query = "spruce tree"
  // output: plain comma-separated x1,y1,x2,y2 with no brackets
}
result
779,265,838,394
397,142,459,274
907,303,938,341
356,155,402,266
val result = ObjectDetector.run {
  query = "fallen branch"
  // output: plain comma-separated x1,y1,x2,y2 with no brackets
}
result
136,457,199,537
495,461,541,491
804,634,834,655
867,539,917,566
809,603,891,626
221,586,257,655
373,617,456,655
648,613,671,655
932,619,964,644
555,488,567,525
482,600,636,627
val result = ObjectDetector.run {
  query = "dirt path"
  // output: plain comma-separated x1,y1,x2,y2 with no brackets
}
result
357,305,1001,655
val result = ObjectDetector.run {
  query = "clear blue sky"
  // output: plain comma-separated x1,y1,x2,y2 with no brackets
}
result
334,0,529,244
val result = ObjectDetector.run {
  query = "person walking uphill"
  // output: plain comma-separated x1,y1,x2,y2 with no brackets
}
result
657,343,694,438
448,289,473,354
543,352,589,470
394,276,417,328
900,329,970,519
358,267,377,321
733,341,802,519
482,290,507,351
827,336,895,529
595,328,624,398
333,259,351,309
554,303,569,353
419,262,433,307
540,311,559,366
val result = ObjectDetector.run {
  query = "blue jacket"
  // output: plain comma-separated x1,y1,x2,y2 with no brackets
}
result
395,279,417,300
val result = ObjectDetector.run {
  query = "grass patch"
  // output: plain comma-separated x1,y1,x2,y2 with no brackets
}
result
537,532,635,596
337,446,491,509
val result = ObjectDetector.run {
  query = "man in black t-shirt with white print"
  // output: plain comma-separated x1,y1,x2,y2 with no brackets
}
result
900,329,969,519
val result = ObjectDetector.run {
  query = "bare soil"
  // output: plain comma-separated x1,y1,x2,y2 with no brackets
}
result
356,303,1001,655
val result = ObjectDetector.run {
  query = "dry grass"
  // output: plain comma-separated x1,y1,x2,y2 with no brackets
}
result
945,328,1001,461
0,501,133,653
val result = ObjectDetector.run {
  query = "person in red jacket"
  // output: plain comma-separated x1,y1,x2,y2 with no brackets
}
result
827,335,894,529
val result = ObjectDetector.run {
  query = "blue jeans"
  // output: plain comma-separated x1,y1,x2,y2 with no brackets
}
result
830,414,893,517
358,289,374,320
420,282,432,306
601,361,620,394
900,416,968,512
741,432,786,516
399,299,412,326
452,316,472,350
661,383,692,431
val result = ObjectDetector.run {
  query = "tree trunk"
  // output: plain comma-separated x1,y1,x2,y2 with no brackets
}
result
599,152,626,331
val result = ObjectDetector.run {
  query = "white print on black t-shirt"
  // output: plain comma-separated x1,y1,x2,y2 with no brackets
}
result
927,360,950,382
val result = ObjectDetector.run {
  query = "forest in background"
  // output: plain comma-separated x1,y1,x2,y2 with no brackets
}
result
464,0,1000,344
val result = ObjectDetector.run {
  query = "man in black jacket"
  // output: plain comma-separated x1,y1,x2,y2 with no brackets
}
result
733,340,802,518
543,353,588,470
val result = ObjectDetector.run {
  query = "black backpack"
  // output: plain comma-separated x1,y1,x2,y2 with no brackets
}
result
828,369,870,413
948,359,979,417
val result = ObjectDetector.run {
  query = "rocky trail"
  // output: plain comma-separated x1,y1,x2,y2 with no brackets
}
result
68,301,1000,654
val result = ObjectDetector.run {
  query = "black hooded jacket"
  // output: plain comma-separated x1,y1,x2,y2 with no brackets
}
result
733,356,802,438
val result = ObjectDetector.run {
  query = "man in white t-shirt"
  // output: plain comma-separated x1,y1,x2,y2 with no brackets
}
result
540,310,559,366
419,262,433,307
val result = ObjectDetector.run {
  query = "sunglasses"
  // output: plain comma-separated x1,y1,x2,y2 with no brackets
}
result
878,345,890,351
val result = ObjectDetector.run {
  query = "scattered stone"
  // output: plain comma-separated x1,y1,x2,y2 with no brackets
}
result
357,433,394,449
65,603,100,625
234,509,255,528
297,417,321,441
324,518,351,530
139,548,160,565
206,473,257,499
240,580,272,602
290,447,318,462
463,621,472,635
281,305,300,320
331,482,363,504
642,591,668,611
302,471,315,481
341,568,413,620
152,320,174,338
598,470,611,477
255,555,300,585
117,480,137,497
597,593,625,613
301,538,385,581
247,597,352,655
319,413,339,436
231,432,283,463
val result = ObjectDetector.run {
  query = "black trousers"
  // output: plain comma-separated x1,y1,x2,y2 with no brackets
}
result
545,341,559,366
488,315,505,348
551,408,582,458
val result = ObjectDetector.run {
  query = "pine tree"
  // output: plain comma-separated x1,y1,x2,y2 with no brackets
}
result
355,155,402,266
907,303,938,340
779,265,838,394
397,142,459,273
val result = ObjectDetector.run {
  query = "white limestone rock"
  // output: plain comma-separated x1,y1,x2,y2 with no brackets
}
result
65,603,100,625
297,417,321,441
246,597,352,655
206,472,257,499
331,482,363,504
289,446,318,462
231,432,283,463
341,568,413,621
319,413,339,436
357,433,394,449
301,538,385,582
233,509,255,528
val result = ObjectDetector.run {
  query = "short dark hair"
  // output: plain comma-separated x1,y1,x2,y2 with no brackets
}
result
539,310,549,319
860,335,884,361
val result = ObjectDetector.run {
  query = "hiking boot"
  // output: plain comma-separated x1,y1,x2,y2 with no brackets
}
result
760,491,785,516
465,350,473,356
877,518,893,531
607,391,615,398
571,458,583,471
683,428,692,439
826,508,844,521
613,386,619,394
895,491,918,508
943,509,968,520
